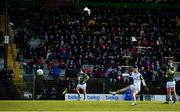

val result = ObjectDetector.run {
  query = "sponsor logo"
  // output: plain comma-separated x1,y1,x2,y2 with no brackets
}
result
87,95,100,100
68,95,79,100
66,94,122,101
106,95,119,100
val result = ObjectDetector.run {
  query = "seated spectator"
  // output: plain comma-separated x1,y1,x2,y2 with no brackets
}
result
72,65,78,78
107,66,118,84
92,65,99,78
84,65,91,77
65,63,74,77
36,56,44,69
47,60,54,70
97,67,106,78
53,65,61,77
16,50,23,61
23,59,34,74
46,49,52,60
59,59,65,69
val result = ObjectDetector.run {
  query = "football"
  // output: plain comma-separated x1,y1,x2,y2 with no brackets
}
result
36,69,44,75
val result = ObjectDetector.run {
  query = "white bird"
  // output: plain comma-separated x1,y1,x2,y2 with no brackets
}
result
84,7,91,16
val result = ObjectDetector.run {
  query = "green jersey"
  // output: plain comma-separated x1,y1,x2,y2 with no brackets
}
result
78,73,88,84
166,67,175,81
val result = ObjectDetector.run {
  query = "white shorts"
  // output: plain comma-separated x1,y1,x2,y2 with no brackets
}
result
76,83,86,90
130,84,140,94
166,81,176,88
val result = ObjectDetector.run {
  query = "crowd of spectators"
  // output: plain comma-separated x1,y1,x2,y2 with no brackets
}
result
10,7,179,85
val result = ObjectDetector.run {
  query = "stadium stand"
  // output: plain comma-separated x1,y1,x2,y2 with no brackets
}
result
9,6,179,97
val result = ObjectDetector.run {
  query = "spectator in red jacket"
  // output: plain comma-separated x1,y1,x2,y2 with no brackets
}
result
98,68,106,78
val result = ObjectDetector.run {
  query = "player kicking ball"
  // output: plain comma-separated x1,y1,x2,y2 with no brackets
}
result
109,65,149,106
76,69,90,100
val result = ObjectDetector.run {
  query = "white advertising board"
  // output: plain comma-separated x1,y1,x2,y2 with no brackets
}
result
65,94,180,101
65,94,124,101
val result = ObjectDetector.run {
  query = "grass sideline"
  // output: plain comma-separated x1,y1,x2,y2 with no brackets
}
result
0,100,179,111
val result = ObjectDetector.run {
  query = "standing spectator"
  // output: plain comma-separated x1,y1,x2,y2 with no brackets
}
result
139,67,147,80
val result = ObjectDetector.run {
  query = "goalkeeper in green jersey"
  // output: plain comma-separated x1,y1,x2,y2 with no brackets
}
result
165,60,177,104
76,69,90,100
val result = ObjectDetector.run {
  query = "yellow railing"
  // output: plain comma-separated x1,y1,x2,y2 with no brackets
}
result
1,15,24,96
8,23,18,79
8,17,24,95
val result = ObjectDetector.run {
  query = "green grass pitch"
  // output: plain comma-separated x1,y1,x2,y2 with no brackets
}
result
0,100,179,111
